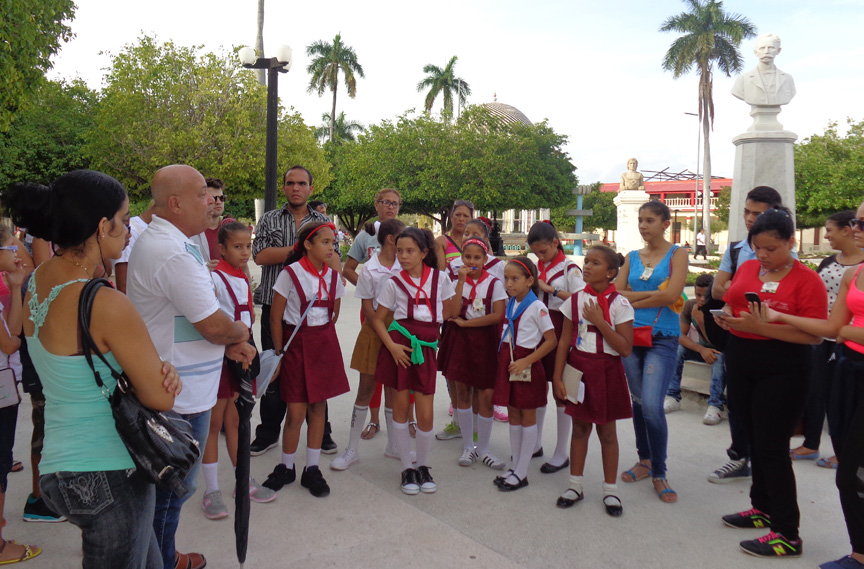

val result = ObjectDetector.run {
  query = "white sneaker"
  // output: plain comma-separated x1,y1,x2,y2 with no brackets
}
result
457,448,477,466
330,448,359,471
480,452,506,470
703,406,723,425
249,479,277,503
663,396,681,413
435,421,462,440
385,445,416,463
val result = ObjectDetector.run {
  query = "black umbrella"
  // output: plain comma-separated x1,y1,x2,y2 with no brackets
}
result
231,347,259,568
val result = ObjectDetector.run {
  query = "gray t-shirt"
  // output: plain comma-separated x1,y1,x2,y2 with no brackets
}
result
347,221,381,263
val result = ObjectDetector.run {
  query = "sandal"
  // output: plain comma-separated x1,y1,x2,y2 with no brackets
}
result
10,461,22,473
408,421,417,438
816,456,839,469
621,461,651,483
653,477,677,503
0,538,42,565
360,422,379,440
174,551,207,569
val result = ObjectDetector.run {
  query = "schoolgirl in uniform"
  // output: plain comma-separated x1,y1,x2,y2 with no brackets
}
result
552,246,634,516
202,222,275,519
263,221,349,498
492,257,558,491
438,238,507,469
331,219,406,471
372,228,454,495
446,218,506,283
527,220,584,474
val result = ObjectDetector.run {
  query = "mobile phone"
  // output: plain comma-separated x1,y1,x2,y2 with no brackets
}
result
709,309,728,318
744,292,762,307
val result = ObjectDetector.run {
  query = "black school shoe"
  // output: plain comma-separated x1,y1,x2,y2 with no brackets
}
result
262,464,296,491
321,432,338,455
556,488,584,508
498,474,529,492
540,458,570,474
301,466,331,497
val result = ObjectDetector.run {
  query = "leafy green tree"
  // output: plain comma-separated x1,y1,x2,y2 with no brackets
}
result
417,56,471,117
551,185,616,232
323,106,576,235
0,0,75,131
315,112,364,144
661,0,756,249
0,79,96,189
306,34,365,144
84,36,328,201
795,118,864,227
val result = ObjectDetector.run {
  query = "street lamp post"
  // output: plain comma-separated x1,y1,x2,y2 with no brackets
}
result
239,45,293,213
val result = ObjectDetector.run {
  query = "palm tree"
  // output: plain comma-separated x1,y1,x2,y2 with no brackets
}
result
314,112,364,144
306,33,365,144
660,0,755,249
416,56,471,117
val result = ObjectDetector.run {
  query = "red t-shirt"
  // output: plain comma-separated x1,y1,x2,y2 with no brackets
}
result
724,259,828,340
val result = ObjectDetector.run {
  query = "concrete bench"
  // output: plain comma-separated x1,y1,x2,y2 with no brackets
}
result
681,360,712,396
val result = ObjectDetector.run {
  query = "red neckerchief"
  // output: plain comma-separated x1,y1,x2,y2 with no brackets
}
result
400,265,433,313
299,256,329,301
538,250,566,282
583,283,616,325
466,270,489,302
215,259,253,309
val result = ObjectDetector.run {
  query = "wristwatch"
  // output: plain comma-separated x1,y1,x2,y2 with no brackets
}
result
553,288,560,298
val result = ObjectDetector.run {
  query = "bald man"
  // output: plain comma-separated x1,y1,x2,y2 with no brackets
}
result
128,164,256,569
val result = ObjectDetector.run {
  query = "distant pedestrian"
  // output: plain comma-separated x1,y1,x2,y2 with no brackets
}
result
694,228,707,259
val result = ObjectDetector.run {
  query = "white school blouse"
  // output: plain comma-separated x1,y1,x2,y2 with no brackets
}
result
560,291,634,356
354,253,401,311
376,269,455,323
540,258,585,312
273,262,346,326
457,276,507,320
212,270,253,328
500,299,554,349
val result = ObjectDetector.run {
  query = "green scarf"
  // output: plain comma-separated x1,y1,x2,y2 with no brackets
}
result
387,320,439,365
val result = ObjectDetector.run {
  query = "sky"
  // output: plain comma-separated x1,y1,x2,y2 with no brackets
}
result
48,0,864,186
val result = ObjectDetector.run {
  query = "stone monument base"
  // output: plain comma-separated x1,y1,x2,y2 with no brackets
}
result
728,130,797,242
613,190,650,255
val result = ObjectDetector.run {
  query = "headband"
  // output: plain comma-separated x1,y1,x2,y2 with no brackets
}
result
509,259,533,277
294,222,337,251
462,238,489,255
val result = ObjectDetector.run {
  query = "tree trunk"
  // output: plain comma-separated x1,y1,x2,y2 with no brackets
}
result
255,0,265,86
329,83,338,143
701,100,712,253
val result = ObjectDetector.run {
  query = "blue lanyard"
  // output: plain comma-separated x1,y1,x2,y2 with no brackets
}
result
499,291,538,349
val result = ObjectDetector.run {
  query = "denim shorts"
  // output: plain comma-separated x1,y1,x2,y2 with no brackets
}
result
41,469,162,569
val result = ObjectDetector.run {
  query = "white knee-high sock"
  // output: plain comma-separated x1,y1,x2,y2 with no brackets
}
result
202,462,219,494
534,405,547,452
456,408,475,452
348,405,368,452
515,425,538,481
415,429,434,467
393,421,413,470
306,447,321,469
509,424,522,469
384,407,395,451
550,406,572,466
476,415,494,456
281,452,295,469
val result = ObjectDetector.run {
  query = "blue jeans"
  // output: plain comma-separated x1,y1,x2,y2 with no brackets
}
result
666,345,726,409
41,469,162,569
153,410,210,568
622,335,678,478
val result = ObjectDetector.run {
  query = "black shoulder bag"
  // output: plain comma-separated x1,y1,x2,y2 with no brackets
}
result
79,278,200,497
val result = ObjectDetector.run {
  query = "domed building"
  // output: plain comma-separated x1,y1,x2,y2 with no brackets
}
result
478,102,532,127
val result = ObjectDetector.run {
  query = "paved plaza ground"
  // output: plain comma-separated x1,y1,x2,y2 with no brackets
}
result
4,270,850,569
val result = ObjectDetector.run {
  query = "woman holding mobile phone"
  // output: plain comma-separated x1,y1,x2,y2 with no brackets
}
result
713,208,827,558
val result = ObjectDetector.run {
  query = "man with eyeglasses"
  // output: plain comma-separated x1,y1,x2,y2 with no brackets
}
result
251,166,341,456
203,178,235,262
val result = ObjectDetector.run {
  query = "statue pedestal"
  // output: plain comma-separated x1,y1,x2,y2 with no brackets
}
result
613,190,650,254
747,105,785,132
728,130,797,242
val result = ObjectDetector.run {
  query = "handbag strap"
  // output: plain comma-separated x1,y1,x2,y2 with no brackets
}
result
78,278,124,398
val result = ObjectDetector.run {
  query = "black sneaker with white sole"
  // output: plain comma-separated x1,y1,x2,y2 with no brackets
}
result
416,465,437,493
401,468,420,495
250,438,278,456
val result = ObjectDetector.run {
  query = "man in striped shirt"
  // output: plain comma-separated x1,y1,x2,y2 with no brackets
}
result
251,165,341,455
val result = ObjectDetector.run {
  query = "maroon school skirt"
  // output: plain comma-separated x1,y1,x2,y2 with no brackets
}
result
541,310,565,382
492,344,547,409
279,321,349,404
216,358,240,399
376,319,440,395
563,349,632,425
437,321,455,374
442,325,499,390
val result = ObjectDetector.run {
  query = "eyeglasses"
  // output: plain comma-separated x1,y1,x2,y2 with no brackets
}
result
849,219,864,231
213,195,226,203
377,199,401,209
453,200,474,210
0,246,18,253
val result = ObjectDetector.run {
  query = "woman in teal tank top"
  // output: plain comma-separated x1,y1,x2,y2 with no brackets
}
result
3,171,181,569
614,200,688,504
435,200,474,270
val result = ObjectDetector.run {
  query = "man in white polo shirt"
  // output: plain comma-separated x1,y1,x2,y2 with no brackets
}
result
128,164,255,569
